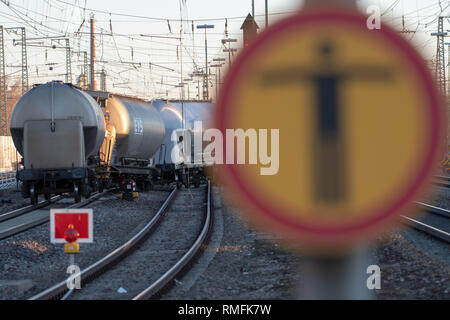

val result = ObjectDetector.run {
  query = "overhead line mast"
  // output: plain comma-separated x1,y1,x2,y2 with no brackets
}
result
0,26,6,135
90,13,96,90
431,16,447,96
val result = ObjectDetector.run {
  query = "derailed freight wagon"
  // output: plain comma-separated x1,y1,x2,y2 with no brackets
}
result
152,99,214,188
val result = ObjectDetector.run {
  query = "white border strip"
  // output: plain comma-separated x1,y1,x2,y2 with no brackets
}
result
50,208,94,243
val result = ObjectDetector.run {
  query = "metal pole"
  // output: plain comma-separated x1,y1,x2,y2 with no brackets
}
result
205,29,208,100
252,0,255,17
90,13,96,90
83,51,88,88
61,253,76,300
3,27,28,97
65,38,72,84
20,27,28,95
265,0,268,28
0,25,7,136
297,0,372,300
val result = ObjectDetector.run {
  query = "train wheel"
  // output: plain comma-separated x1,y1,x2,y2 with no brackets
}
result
30,185,38,205
73,183,81,203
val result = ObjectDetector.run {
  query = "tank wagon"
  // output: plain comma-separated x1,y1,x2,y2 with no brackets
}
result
10,81,165,204
153,99,214,188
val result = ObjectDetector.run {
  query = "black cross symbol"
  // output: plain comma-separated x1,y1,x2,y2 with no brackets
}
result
261,41,394,204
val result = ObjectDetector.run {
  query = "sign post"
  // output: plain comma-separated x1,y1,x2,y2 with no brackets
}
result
50,208,93,294
216,1,444,299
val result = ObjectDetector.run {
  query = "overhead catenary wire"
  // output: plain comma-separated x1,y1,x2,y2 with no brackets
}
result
0,0,447,100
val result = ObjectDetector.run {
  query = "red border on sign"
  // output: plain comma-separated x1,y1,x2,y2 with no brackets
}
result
215,7,444,246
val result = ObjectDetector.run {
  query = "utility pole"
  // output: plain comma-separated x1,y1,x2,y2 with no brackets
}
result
265,0,268,28
73,51,89,89
180,3,185,130
19,27,28,94
213,57,225,94
4,27,28,95
222,38,237,65
211,63,224,101
90,13,96,90
446,43,450,95
196,24,214,100
82,51,88,87
0,26,6,136
65,38,72,83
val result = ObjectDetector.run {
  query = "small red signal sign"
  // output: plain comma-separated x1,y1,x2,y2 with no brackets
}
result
50,209,93,243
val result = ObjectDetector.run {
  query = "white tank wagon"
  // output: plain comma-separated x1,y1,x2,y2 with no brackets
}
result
10,82,165,204
10,81,105,204
152,99,214,188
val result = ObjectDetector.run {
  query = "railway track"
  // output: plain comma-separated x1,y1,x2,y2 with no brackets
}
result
29,181,212,300
401,202,450,243
133,182,212,300
0,192,107,241
432,175,450,188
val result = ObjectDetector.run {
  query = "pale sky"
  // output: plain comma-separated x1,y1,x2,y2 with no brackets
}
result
0,0,447,99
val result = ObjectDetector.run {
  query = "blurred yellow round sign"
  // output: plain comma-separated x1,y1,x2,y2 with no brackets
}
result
215,7,445,249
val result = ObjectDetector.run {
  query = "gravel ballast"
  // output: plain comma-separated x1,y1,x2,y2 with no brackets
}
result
0,183,448,300
162,186,449,300
0,187,171,299
0,188,30,214
68,186,207,300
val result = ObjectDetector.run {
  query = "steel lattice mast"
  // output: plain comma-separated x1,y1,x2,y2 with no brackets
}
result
0,26,7,135
65,38,72,83
19,27,28,95
432,17,447,96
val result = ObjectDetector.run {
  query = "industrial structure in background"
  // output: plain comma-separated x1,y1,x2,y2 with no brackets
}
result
432,16,447,96
431,16,450,173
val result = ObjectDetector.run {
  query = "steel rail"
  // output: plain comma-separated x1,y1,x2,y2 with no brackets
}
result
415,201,450,218
0,195,63,223
402,202,450,243
133,180,213,300
400,215,450,243
29,187,178,300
